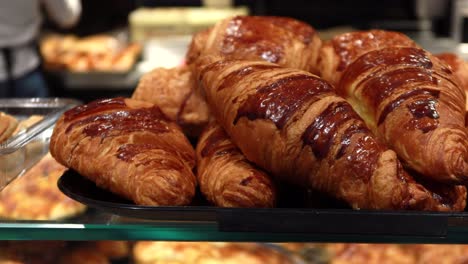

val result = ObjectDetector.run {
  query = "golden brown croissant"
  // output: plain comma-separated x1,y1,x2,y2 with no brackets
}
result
50,98,197,206
434,53,468,112
337,47,468,183
195,56,466,211
319,30,418,86
133,16,320,137
132,66,210,137
196,121,276,207
186,15,321,73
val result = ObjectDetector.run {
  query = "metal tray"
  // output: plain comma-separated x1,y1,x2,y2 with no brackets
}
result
46,68,143,90
58,170,468,238
0,98,80,190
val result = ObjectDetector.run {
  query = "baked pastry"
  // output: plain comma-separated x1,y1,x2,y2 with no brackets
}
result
12,115,43,135
318,30,418,86
195,56,466,211
0,112,18,143
0,248,23,264
112,43,142,71
92,241,129,260
59,247,109,264
186,15,321,73
58,241,129,264
326,244,415,264
134,16,321,137
338,47,468,183
40,34,141,72
434,53,468,111
133,242,294,264
49,97,197,206
412,244,468,264
0,153,86,220
3,241,66,264
132,66,210,137
196,121,276,207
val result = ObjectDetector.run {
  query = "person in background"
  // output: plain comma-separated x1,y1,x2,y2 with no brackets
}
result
0,0,81,98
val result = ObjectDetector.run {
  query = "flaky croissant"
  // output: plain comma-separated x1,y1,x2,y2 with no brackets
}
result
132,66,210,137
186,15,322,73
195,56,466,211
133,16,321,138
196,121,276,207
337,47,468,183
50,98,197,206
319,30,418,86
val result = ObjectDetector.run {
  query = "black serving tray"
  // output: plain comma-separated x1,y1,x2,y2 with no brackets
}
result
58,169,468,238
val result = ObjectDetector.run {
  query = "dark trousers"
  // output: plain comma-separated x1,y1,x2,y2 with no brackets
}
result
0,68,49,98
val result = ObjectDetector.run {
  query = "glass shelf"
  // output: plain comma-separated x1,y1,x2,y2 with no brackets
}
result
1,209,468,243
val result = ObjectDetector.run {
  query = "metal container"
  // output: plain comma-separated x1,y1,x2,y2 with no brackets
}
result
0,98,80,190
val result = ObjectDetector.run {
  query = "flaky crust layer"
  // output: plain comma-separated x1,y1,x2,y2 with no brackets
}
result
319,30,418,86
50,98,196,206
435,53,468,113
195,57,466,211
196,122,276,207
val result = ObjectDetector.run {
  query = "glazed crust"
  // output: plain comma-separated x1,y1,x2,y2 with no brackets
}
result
186,15,322,73
337,47,468,183
319,30,418,86
196,121,276,207
132,66,210,137
50,98,197,206
435,53,468,111
195,56,466,211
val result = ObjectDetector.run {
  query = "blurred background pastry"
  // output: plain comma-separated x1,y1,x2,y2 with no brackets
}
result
0,153,86,220
133,242,295,264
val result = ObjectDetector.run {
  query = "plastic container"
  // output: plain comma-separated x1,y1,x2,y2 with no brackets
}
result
0,98,80,190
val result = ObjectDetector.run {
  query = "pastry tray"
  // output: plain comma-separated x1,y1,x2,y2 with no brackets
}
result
46,68,143,90
0,98,81,190
58,170,468,239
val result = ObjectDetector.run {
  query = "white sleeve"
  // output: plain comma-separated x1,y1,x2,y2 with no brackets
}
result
41,0,82,28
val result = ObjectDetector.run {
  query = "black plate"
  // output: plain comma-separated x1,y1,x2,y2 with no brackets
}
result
58,170,468,236
58,169,218,221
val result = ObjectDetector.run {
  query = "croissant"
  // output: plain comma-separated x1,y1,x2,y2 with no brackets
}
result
195,56,466,211
186,15,321,73
337,47,468,183
50,98,197,206
132,66,210,137
319,30,418,86
196,121,276,207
